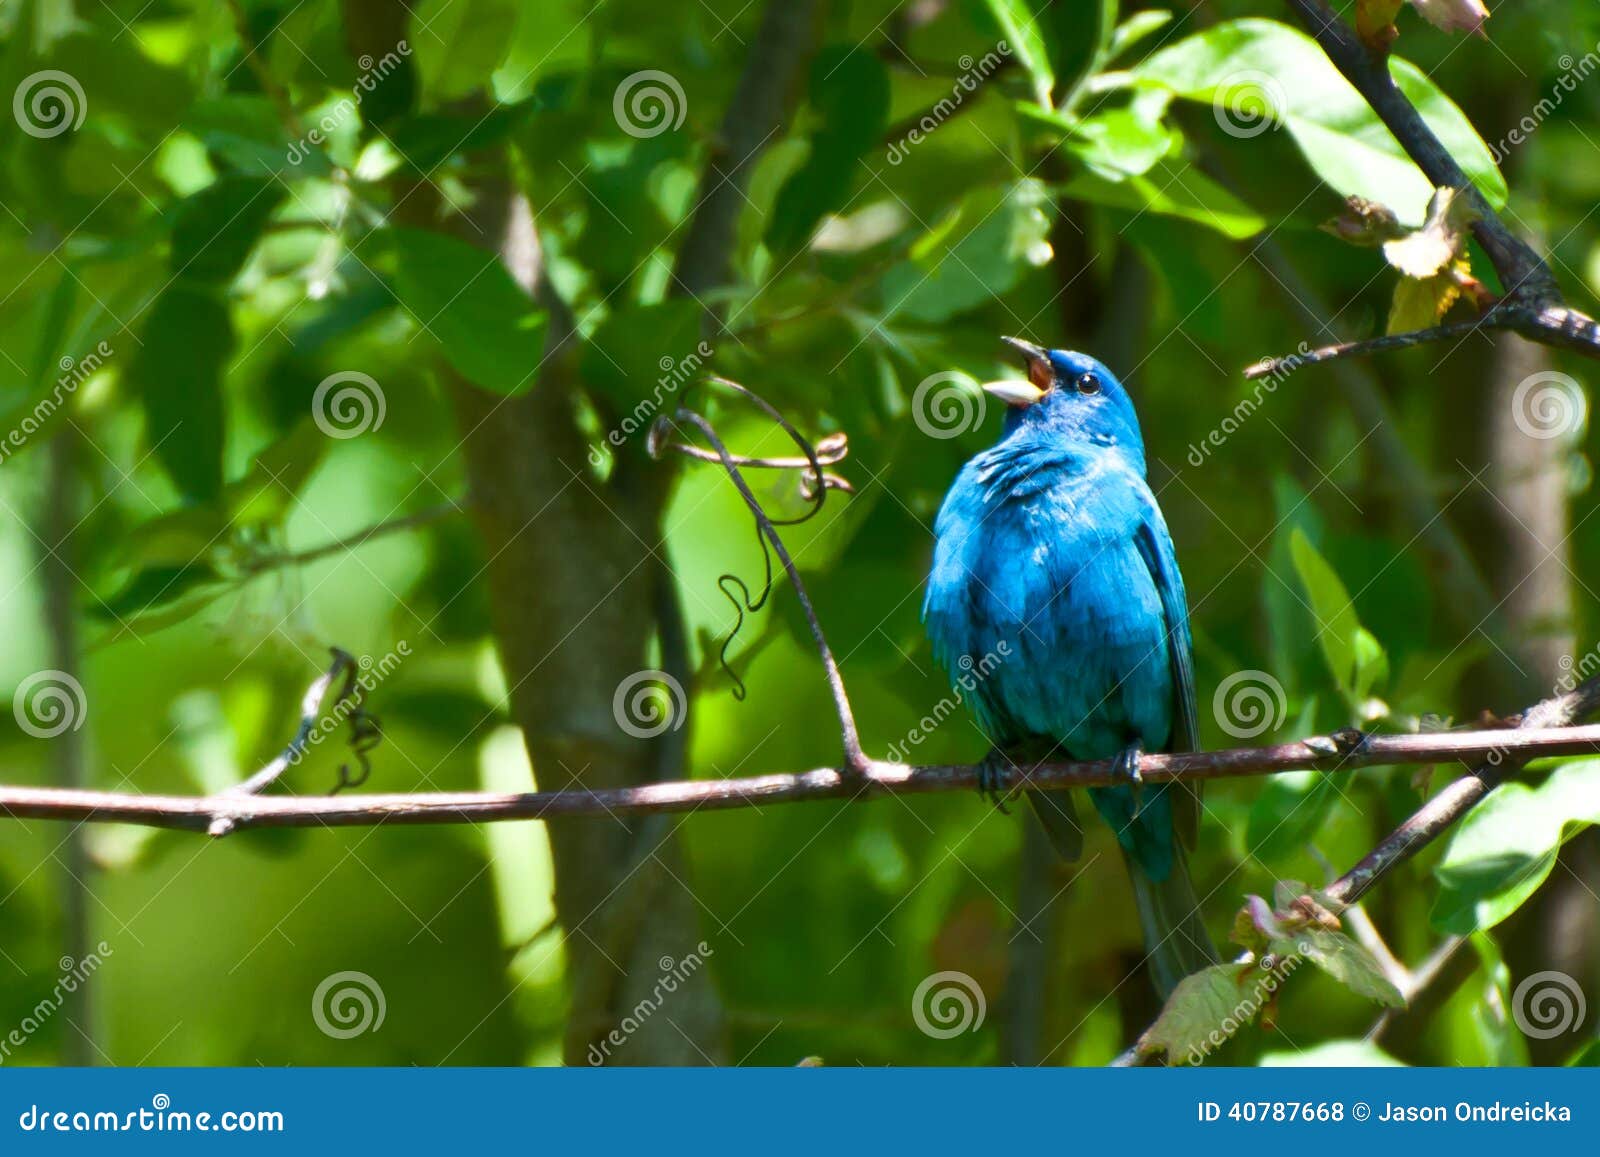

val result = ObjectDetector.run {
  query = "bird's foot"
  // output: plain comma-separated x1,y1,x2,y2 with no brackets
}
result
1114,740,1145,816
977,748,1018,814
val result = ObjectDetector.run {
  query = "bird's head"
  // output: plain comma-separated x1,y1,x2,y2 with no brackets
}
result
984,337,1145,456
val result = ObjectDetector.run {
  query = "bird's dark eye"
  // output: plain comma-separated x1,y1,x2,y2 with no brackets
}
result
1076,372,1101,395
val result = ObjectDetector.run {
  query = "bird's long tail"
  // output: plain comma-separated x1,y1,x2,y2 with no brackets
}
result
1124,842,1219,998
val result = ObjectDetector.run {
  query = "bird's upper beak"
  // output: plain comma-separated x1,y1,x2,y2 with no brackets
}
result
991,335,1053,406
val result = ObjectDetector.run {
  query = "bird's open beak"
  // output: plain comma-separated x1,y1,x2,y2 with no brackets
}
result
982,379,1047,407
997,335,1054,404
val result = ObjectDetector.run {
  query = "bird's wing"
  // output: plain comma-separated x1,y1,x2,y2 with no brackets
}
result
1134,503,1202,849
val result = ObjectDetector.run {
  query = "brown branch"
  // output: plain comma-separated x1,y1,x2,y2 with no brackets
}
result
1115,673,1600,1065
3,721,1599,835
1254,0,1600,373
241,502,463,575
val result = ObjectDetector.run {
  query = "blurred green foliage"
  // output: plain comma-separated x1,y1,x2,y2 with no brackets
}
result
0,0,1597,1067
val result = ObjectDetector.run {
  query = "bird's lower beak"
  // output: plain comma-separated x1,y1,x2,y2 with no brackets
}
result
982,379,1047,407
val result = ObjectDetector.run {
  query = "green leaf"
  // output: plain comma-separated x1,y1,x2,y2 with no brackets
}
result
1274,928,1405,1007
1246,770,1340,864
581,299,706,412
1432,759,1600,934
1061,154,1265,239
1109,10,1174,61
90,561,225,623
1289,528,1385,701
1022,90,1176,180
390,229,548,396
1134,18,1505,225
880,180,1053,322
129,287,231,504
980,0,1054,107
412,0,518,100
767,47,888,253
1137,963,1264,1064
170,175,286,286
187,96,330,177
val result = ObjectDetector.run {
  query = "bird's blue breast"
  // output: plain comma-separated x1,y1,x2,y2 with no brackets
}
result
923,440,1175,760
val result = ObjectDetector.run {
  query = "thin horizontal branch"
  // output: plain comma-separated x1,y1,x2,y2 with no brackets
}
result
1245,304,1600,381
3,724,1598,835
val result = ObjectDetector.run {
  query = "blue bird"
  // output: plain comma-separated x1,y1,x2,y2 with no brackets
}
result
922,337,1218,996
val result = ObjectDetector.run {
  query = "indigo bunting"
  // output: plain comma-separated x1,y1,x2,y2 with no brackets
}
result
922,338,1217,996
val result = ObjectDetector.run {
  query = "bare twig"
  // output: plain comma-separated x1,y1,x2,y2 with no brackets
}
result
653,380,870,773
3,719,1599,835
241,502,464,575
208,647,366,836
